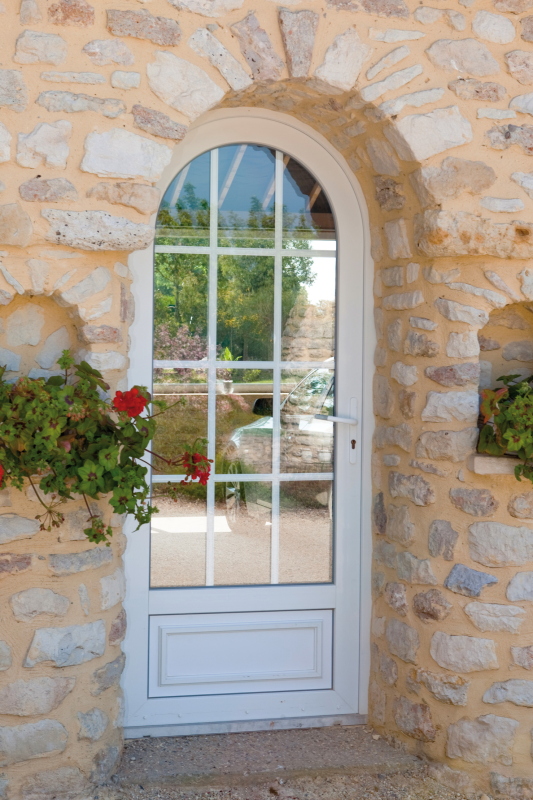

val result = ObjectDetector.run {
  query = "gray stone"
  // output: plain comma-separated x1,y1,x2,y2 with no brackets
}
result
0,642,12,671
409,459,447,477
376,645,398,685
391,362,418,388
0,515,40,546
91,653,126,695
6,305,44,346
503,340,533,361
374,540,398,569
378,88,445,117
374,423,412,452
411,156,496,207
147,51,224,121
41,71,105,84
447,331,480,358
79,584,90,616
0,70,27,113
0,123,10,164
372,492,386,534
79,324,122,344
14,30,67,65
512,171,533,201
386,618,419,664
0,554,33,579
386,505,414,546
188,28,251,91
111,71,140,90
389,471,435,506
383,291,423,312
506,50,533,85
393,696,436,741
429,520,458,560
435,298,488,328
361,64,423,103
10,588,69,622
481,196,524,212
131,105,187,141
387,319,402,351
397,552,437,585
425,363,480,387
36,327,70,369
449,77,506,102
417,208,533,258
372,572,386,596
19,178,77,203
490,307,529,329
399,390,416,420
82,39,134,66
81,350,126,372
507,571,533,601
409,668,469,706
100,568,125,611
0,677,75,716
43,210,154,251
59,267,110,306
478,108,517,120
17,120,71,169
0,720,67,766
91,745,121,785
473,10,515,43
508,491,533,519
490,774,533,800
511,645,533,669
446,715,518,765
445,281,506,308
369,681,386,725
403,330,439,357
36,90,125,118
366,138,400,175
314,28,373,91
49,547,113,576
229,12,284,83
369,28,425,42
20,767,89,800
367,45,409,80
383,220,412,259
373,375,393,419
20,0,41,24
469,521,533,567
385,105,473,161
496,0,533,9
486,123,533,156
278,9,317,79
48,0,94,26
374,178,405,212
426,38,499,76
384,581,408,615
444,563,498,597
109,608,126,646
87,182,159,215
0,204,32,247
81,128,172,180
465,602,525,633
106,9,181,45
427,764,478,798
421,391,479,423
431,631,499,673
520,266,533,300
359,0,409,16
450,488,498,517
24,620,106,668
77,707,108,741
166,0,244,14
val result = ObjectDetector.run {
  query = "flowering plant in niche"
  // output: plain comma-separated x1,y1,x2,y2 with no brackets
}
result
0,351,211,545
478,373,533,483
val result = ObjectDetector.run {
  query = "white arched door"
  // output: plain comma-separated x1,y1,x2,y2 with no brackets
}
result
124,110,372,735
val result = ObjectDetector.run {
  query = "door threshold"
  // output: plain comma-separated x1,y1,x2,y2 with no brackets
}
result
124,713,367,739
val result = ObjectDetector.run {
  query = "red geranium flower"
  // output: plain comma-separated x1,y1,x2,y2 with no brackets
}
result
113,387,148,417
179,451,212,486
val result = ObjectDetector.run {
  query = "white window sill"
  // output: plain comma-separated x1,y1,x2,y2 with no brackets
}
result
468,454,520,475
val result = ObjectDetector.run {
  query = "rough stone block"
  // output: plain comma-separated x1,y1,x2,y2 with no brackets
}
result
421,391,479,423
48,0,94,26
0,515,40,546
509,491,533,519
409,668,468,705
384,581,408,615
446,331,480,358
131,105,187,141
507,570,533,601
19,178,77,202
386,618,419,663
403,330,439,357
58,267,110,306
148,51,224,122
446,714,518,765
87,182,159,215
77,707,108,741
397,551,437,584
389,471,435,506
17,120,71,169
450,488,498,517
444,563,498,597
466,602,525,633
435,298,488,328
314,28,372,91
109,608,126,646
91,745,121,785
36,327,70,370
413,589,452,622
490,774,533,800
188,28,251,90
81,128,172,181
43,210,154,251
473,10,516,43
0,70,28,113
469,521,533,567
25,620,106,668
100,568,125,611
14,30,67,65
36,90,125,118
0,642,12,671
0,720,68,766
417,209,533,258
385,105,473,161
0,204,32,247
82,39,134,66
374,423,413,452
107,9,181,45
278,9,317,79
0,677,75,716
0,554,33,579
10,588,69,622
393,696,436,741
431,631,498,672
386,505,415,546
425,363,480,387
21,767,89,800
511,645,533,669
91,653,126,695
428,520,458,560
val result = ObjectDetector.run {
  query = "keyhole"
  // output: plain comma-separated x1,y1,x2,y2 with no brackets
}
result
351,439,356,449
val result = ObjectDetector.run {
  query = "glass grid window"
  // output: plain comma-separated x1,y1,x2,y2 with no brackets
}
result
152,145,337,588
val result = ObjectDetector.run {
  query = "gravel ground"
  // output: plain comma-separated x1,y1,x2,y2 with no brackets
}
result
104,727,470,800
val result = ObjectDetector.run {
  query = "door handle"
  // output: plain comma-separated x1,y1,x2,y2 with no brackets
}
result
314,414,358,425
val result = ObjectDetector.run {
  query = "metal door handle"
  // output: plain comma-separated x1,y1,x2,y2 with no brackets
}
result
314,414,358,425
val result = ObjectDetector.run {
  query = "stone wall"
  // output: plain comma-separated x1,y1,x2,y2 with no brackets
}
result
2,0,533,797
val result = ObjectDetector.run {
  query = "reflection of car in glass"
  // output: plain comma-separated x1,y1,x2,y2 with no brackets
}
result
224,367,334,520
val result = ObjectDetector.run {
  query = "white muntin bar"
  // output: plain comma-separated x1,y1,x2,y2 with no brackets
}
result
205,148,219,587
155,246,336,259
153,360,334,370
152,473,334,484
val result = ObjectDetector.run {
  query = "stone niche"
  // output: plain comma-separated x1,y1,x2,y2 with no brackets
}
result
479,302,533,390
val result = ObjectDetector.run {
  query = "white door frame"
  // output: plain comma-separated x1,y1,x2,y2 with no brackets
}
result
123,108,375,738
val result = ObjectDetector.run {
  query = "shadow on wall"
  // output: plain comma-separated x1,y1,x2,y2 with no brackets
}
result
479,301,533,391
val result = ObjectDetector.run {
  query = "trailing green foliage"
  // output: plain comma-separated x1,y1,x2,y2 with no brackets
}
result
0,351,211,544
478,373,533,483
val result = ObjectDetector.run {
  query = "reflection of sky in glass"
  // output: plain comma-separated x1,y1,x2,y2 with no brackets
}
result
218,145,275,215
306,258,336,305
161,151,210,211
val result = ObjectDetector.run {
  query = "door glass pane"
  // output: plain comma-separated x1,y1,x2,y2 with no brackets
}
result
282,255,336,362
217,255,274,361
282,157,335,248
214,481,272,585
150,483,207,587
216,368,273,475
280,368,334,474
279,480,333,584
218,145,275,247
152,369,208,475
156,151,210,246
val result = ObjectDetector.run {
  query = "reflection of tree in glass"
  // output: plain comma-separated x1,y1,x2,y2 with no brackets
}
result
154,182,318,366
